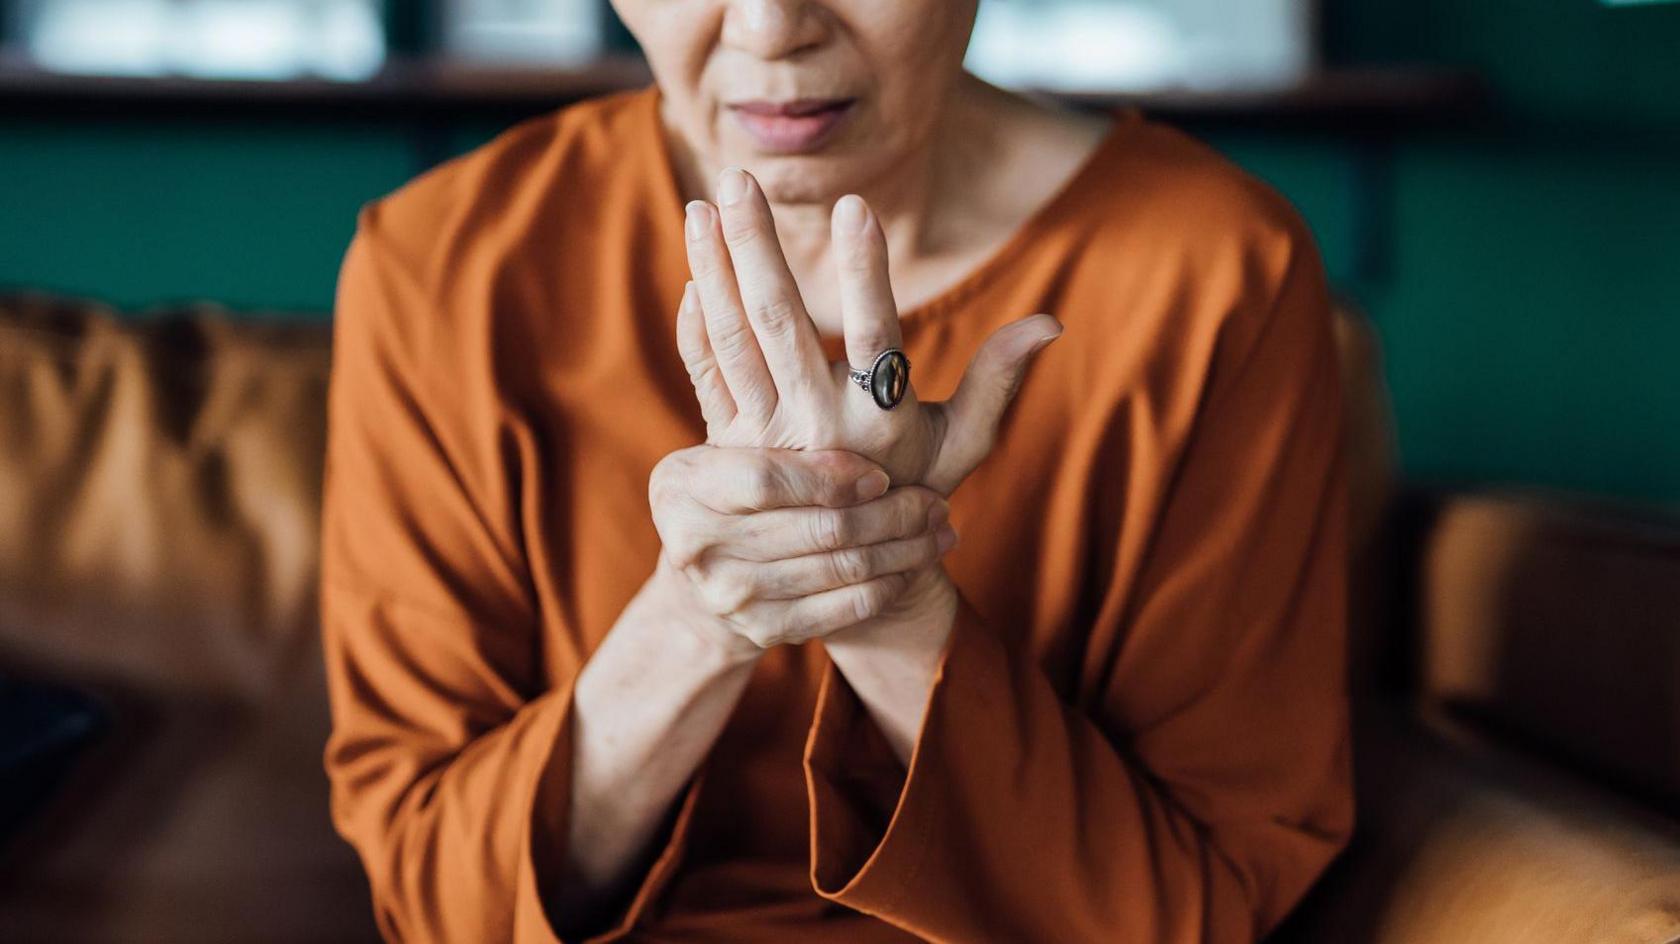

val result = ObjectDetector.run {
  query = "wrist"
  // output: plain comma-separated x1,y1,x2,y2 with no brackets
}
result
827,565,958,654
642,553,764,671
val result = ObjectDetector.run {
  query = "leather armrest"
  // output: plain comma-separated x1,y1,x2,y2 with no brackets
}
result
1411,490,1680,807
1275,704,1680,944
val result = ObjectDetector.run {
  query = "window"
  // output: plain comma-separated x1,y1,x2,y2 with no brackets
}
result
966,0,1314,91
443,0,606,64
13,0,386,79
6,0,1316,91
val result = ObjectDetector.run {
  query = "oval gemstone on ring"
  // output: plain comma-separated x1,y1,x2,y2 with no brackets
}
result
869,350,910,410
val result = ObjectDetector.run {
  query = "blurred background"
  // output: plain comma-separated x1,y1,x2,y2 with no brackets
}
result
0,0,1675,501
2,2,1678,943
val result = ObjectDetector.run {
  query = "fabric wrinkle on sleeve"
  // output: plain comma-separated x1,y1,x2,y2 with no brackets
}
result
321,205,700,944
801,221,1355,943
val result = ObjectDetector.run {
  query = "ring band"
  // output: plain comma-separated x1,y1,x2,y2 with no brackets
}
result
848,348,911,410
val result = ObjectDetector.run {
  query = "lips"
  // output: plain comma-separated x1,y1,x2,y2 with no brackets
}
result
727,98,856,154
730,98,850,117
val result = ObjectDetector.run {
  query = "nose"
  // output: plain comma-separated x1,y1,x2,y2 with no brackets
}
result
721,0,827,60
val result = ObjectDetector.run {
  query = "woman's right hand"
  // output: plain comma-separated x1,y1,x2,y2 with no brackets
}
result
647,443,955,660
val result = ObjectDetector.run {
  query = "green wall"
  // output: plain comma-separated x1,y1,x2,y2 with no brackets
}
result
0,120,412,314
1317,0,1680,504
1,0,1677,505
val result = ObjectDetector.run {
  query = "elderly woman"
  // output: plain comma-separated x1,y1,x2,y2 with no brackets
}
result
320,2,1353,941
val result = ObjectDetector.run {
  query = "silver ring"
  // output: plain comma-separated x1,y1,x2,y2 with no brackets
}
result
848,348,911,410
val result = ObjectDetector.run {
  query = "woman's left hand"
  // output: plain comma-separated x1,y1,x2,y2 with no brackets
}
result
678,167,1062,496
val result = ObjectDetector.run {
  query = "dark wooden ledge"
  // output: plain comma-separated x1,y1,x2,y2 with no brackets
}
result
0,54,1485,129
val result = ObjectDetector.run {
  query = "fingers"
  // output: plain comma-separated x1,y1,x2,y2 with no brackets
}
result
653,452,955,650
746,524,956,600
831,195,906,379
712,167,830,396
937,314,1064,487
670,446,890,517
758,573,910,645
729,569,932,648
685,200,777,421
674,280,737,436
727,485,946,561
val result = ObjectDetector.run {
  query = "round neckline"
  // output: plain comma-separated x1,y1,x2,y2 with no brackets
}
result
639,86,1141,337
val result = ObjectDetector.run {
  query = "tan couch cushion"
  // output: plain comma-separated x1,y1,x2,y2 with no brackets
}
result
1415,492,1680,810
1278,705,1680,944
0,294,373,942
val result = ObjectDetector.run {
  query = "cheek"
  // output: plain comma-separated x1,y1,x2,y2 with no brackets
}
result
618,7,722,134
614,3,710,87
848,0,974,62
850,2,974,109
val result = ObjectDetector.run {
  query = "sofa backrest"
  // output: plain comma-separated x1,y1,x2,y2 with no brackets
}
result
2,289,1668,940
0,294,372,942
1330,299,1680,817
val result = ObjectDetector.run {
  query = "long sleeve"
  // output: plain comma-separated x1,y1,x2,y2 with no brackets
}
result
319,205,699,944
803,223,1354,942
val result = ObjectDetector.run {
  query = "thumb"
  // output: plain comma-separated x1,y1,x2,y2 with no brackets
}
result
937,313,1063,484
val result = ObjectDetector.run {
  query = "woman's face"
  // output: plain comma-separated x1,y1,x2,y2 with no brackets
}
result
611,0,980,204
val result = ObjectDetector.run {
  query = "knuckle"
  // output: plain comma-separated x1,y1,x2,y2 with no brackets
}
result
895,492,927,535
810,508,848,551
648,452,682,503
685,355,722,389
830,547,870,585
707,318,758,361
651,456,705,518
742,610,788,648
750,297,801,339
739,622,776,649
784,456,828,502
849,581,890,622
698,570,754,616
999,367,1027,400
662,531,704,570
810,450,860,487
742,460,782,508
833,510,862,546
879,574,910,612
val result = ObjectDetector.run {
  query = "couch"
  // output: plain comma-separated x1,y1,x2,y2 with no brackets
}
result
1,291,1677,942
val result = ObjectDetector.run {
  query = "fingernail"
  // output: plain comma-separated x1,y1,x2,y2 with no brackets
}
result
936,524,959,553
1030,329,1063,354
856,469,889,501
685,201,709,240
718,167,748,206
835,194,868,234
927,501,950,529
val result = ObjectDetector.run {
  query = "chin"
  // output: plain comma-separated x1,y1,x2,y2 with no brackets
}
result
744,157,857,207
704,112,884,207
733,141,893,210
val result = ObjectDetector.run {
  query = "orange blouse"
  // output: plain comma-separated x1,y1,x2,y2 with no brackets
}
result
321,86,1352,943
